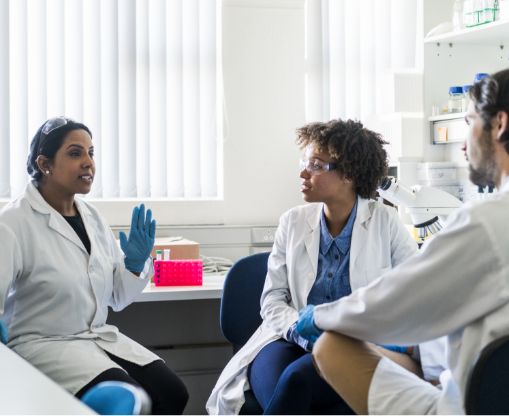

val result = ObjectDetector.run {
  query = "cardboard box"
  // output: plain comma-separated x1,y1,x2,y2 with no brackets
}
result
152,237,200,260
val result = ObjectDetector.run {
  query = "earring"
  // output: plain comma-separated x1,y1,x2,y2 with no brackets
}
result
45,170,50,175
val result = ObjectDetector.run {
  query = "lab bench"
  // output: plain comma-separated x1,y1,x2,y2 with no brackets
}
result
135,273,225,302
107,272,232,415
0,343,94,414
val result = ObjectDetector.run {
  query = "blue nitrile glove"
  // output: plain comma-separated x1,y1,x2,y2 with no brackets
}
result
0,320,8,344
296,305,322,344
119,204,156,273
287,322,313,352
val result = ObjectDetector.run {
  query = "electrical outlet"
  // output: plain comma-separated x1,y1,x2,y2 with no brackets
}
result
251,227,277,245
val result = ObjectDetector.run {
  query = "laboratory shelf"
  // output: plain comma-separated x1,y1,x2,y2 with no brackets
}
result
428,112,466,122
429,112,467,145
424,19,509,45
431,139,464,145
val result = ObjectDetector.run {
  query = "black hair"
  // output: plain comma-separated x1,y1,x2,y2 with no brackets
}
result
470,68,509,154
296,119,389,199
27,118,92,184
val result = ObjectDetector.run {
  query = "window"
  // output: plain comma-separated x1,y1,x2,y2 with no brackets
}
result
0,0,221,199
305,0,421,122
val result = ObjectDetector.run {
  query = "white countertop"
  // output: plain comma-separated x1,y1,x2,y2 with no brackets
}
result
135,272,226,302
0,343,94,414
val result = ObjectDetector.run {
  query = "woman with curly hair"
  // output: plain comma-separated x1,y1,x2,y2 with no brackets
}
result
207,119,444,415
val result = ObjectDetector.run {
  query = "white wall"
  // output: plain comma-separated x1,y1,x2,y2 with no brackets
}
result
221,0,305,223
90,0,306,227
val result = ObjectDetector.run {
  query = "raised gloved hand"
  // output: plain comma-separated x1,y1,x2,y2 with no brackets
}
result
296,304,322,344
0,320,8,344
119,204,156,273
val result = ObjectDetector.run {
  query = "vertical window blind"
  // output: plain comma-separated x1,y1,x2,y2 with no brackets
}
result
305,0,421,122
0,0,220,199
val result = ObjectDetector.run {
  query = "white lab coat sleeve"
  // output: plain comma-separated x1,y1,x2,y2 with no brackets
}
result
260,210,299,338
314,209,509,345
0,223,22,315
387,206,446,380
388,208,419,266
107,226,153,312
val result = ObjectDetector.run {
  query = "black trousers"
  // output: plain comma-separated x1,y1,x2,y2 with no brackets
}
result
76,352,188,415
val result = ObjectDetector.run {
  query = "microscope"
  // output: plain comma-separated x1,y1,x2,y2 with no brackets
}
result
378,177,462,242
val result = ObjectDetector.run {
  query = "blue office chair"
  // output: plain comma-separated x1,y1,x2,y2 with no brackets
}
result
0,320,8,344
465,334,509,414
80,381,152,415
220,251,270,415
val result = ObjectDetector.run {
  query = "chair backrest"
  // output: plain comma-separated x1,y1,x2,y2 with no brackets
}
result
81,381,152,415
220,251,270,352
0,320,8,344
465,334,509,415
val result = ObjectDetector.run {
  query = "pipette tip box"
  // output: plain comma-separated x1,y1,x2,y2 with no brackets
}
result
154,260,203,286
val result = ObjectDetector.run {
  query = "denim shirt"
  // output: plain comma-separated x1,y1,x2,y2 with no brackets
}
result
307,201,358,305
287,202,358,348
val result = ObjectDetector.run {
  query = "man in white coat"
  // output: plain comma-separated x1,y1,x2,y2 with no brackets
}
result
296,68,509,414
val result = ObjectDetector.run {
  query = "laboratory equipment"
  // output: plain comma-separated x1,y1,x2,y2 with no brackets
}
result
154,260,203,286
501,0,509,19
462,85,472,111
378,177,462,241
464,0,499,26
463,0,480,27
448,86,464,113
480,0,499,24
453,0,464,30
474,72,489,82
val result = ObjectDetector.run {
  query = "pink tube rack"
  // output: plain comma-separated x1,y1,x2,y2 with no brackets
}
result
154,260,203,286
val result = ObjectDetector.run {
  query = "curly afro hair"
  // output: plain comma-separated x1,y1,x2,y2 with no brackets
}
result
296,119,389,199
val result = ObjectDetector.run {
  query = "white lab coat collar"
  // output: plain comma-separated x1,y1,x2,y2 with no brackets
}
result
304,196,372,274
25,182,93,254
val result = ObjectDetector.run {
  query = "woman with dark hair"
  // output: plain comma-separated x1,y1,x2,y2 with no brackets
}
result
0,117,188,414
208,119,445,415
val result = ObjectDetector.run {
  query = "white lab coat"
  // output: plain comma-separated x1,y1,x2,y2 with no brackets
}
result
0,182,160,394
313,179,509,414
207,197,444,415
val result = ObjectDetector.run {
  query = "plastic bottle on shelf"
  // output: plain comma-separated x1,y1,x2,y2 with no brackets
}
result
501,0,509,20
464,0,481,26
462,84,472,111
480,0,499,24
452,0,464,30
448,86,464,113
463,0,473,26
474,72,489,84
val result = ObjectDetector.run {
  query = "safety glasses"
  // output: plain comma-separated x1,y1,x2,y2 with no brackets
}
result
41,117,71,136
299,158,337,176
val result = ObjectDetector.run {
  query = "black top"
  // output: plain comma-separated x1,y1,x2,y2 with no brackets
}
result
64,214,91,254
